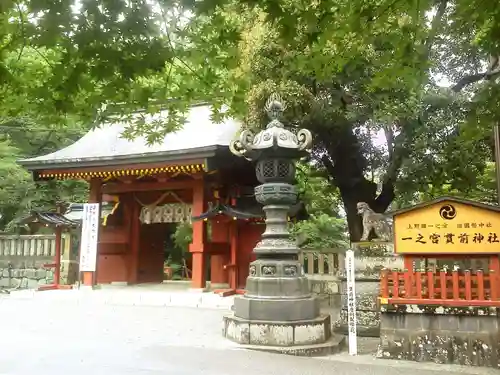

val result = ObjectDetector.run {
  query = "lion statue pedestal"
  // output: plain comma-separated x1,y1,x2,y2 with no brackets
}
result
334,202,394,337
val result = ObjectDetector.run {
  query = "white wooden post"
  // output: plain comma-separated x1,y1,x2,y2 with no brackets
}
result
346,249,357,355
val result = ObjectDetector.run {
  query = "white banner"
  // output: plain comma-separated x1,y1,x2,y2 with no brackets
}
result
79,203,100,272
346,249,357,355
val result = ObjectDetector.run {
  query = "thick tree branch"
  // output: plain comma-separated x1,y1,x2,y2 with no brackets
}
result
373,125,411,213
451,69,500,92
451,72,487,92
383,129,407,185
320,155,339,186
424,0,448,59
451,53,500,91
383,124,394,160
374,180,395,211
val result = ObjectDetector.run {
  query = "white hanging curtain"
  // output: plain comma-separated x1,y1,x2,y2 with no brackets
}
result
135,191,193,224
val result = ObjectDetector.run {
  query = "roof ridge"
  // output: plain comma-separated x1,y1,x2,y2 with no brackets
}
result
388,195,500,216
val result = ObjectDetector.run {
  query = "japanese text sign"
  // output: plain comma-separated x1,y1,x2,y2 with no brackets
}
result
345,249,357,355
79,203,100,271
394,200,500,254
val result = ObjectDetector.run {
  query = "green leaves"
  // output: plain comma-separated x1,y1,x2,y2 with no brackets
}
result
171,221,193,252
291,163,348,249
0,0,497,238
292,214,348,250
0,45,89,230
0,115,89,229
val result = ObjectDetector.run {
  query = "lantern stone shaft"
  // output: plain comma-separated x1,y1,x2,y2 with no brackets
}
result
223,95,340,355
223,95,339,354
227,94,320,321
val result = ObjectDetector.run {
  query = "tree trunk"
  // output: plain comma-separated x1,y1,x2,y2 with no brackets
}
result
318,126,396,242
340,179,395,242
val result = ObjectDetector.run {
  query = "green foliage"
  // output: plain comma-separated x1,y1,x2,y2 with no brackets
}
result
0,140,33,229
169,1,498,239
292,163,348,250
0,0,498,239
394,162,498,208
292,213,348,250
296,163,342,217
165,222,193,279
171,222,193,253
0,45,90,230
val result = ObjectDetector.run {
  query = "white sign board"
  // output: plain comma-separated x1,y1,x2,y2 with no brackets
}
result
79,203,100,272
346,249,357,355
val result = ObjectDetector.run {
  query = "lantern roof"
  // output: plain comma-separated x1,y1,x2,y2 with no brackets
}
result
229,94,312,161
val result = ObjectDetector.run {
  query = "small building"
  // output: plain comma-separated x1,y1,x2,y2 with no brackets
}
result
379,196,500,367
391,196,500,273
18,104,286,291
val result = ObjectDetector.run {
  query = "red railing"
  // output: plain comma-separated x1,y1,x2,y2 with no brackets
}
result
380,269,500,307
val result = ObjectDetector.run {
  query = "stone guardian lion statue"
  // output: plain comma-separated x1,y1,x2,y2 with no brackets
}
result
357,202,392,242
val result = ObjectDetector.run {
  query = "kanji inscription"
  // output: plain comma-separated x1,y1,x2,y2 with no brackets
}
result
394,200,500,254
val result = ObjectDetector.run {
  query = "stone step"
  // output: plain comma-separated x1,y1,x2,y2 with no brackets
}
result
238,335,346,357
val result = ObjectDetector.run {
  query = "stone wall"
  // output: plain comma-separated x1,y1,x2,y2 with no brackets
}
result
352,254,404,278
335,254,404,337
0,234,74,290
0,259,55,289
308,275,341,308
378,305,500,367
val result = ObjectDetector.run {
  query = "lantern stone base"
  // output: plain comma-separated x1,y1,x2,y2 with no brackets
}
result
233,295,320,321
223,313,344,356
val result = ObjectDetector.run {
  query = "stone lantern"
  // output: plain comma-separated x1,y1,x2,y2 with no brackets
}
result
223,94,340,354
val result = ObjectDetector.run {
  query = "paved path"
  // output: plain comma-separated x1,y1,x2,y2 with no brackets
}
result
5,288,235,309
0,294,496,375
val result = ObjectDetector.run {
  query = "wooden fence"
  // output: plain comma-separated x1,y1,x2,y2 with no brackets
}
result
380,269,500,307
0,235,60,257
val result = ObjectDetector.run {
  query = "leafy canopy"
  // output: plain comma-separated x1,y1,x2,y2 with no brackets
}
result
0,46,89,230
1,0,499,238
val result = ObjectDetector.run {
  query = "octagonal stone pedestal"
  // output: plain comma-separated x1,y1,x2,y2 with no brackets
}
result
223,313,345,356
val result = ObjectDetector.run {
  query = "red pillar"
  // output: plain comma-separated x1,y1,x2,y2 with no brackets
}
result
54,226,62,286
128,195,140,284
490,255,500,299
82,178,102,287
189,180,207,289
403,256,414,272
229,220,238,290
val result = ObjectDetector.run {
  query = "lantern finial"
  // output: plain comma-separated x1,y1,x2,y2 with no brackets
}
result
264,93,286,127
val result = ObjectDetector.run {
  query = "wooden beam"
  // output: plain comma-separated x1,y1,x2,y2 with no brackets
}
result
102,179,196,194
114,176,136,184
154,171,204,182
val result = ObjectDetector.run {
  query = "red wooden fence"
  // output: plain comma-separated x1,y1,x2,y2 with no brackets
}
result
379,269,500,307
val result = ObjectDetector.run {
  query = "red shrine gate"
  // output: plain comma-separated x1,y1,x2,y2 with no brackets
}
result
18,105,305,292
16,106,261,288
